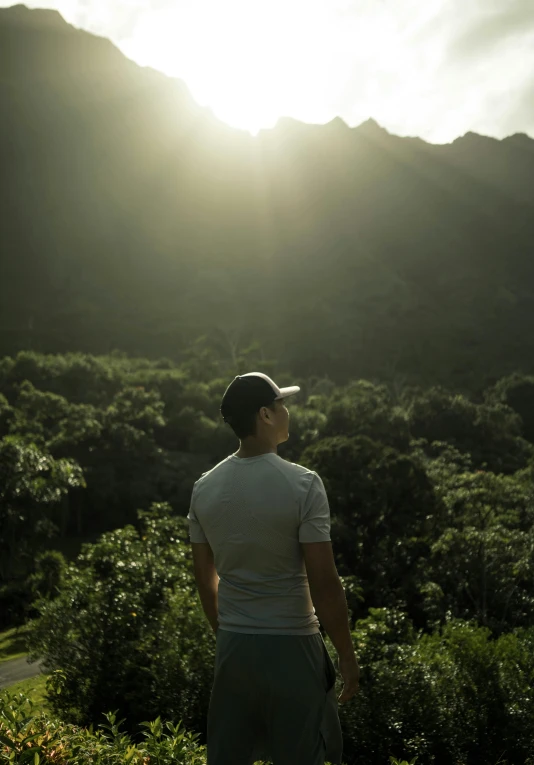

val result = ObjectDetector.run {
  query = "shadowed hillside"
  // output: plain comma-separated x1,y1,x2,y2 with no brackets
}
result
2,4,534,392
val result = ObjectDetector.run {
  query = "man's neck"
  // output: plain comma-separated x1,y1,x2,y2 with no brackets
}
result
235,439,277,459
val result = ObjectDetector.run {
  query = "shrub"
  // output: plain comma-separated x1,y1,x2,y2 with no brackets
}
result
27,505,216,738
0,690,207,764
0,691,345,764
337,609,534,765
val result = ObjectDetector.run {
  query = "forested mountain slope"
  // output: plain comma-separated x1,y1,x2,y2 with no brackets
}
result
2,4,534,392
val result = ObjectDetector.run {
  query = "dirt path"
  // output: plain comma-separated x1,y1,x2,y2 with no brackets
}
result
0,656,44,689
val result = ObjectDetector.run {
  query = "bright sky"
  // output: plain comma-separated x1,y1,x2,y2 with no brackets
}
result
2,0,534,141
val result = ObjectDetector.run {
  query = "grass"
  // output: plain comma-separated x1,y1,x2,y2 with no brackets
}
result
0,625,30,663
0,625,50,715
5,673,50,714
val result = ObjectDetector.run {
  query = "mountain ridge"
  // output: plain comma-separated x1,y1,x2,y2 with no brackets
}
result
1,3,534,392
1,3,65,28
2,4,532,148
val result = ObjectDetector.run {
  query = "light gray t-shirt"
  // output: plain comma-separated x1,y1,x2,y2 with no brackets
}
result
187,452,331,635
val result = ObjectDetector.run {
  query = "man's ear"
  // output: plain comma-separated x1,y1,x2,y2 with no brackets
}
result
258,406,273,425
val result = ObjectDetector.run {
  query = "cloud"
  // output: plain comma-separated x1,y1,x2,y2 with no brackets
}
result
428,0,534,142
448,0,534,61
331,0,534,142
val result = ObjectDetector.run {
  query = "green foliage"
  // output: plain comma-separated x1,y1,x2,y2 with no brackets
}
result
2,350,534,763
322,380,412,450
0,392,13,437
0,436,84,625
405,385,534,474
485,372,534,444
3,350,534,638
27,506,216,734
0,691,346,764
3,674,49,713
411,440,534,629
0,692,207,764
0,352,238,544
338,610,534,765
26,551,67,603
301,435,439,620
19,610,534,765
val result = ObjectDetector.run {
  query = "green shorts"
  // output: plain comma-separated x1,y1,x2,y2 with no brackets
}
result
206,629,344,765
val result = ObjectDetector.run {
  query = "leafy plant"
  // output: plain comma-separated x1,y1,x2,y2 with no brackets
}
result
27,505,216,735
0,691,206,764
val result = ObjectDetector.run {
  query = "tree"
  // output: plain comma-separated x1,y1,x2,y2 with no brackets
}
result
28,505,216,737
485,372,534,443
301,435,440,622
0,436,84,626
405,385,533,474
411,440,534,630
322,380,412,451
0,436,84,584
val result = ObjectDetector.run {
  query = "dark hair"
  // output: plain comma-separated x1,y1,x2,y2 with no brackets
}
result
226,401,277,440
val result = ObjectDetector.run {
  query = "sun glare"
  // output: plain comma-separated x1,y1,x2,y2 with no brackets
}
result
121,0,413,135
123,0,339,134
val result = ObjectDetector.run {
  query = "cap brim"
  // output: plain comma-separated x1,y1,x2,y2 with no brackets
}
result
276,386,300,399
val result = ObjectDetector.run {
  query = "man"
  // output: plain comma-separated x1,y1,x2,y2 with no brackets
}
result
187,372,360,765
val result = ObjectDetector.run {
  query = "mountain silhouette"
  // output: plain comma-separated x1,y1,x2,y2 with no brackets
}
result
2,4,534,391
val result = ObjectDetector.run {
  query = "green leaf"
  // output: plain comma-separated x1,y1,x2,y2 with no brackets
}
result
0,732,17,748
18,748,42,764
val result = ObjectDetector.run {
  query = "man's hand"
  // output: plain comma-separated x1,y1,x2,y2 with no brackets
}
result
337,654,360,704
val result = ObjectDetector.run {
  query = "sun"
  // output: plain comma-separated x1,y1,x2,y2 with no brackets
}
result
122,0,333,134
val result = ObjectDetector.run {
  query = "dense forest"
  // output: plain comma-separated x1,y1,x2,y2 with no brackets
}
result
1,349,534,763
2,5,534,393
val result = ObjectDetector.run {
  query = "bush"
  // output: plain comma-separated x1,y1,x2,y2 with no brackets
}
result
0,691,344,765
27,505,216,738
0,690,207,764
337,609,534,765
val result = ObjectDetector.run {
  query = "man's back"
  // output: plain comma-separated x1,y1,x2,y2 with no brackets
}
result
193,371,353,765
187,452,332,635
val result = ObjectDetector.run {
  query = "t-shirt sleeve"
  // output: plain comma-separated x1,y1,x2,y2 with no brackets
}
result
299,473,331,543
187,483,209,544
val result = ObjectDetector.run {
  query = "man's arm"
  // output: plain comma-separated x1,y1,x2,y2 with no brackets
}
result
191,542,219,634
